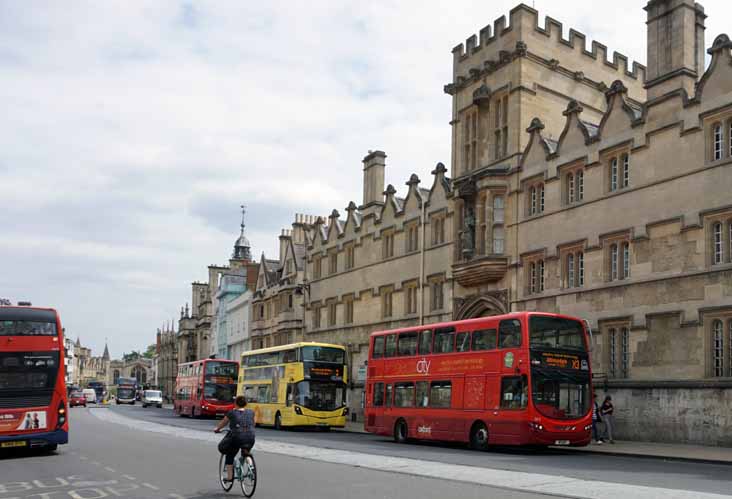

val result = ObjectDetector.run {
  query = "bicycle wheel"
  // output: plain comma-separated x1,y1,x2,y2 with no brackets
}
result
219,453,233,492
240,454,257,497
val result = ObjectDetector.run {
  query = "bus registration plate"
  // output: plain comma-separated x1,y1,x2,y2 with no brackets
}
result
1,440,27,448
554,440,570,446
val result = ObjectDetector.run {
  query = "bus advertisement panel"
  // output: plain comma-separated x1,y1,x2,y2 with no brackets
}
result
238,342,348,430
174,359,238,417
364,312,592,449
0,306,69,451
116,376,137,404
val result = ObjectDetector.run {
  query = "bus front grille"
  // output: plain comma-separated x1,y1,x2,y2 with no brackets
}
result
0,391,53,409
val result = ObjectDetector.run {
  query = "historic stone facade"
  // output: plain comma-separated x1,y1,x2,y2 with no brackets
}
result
157,324,178,401
444,0,732,444
251,217,313,349
71,339,110,388
304,153,455,419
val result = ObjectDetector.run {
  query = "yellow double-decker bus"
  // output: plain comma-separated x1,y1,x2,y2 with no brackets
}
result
238,342,348,429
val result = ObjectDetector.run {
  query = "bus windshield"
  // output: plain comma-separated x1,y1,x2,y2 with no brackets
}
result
204,362,238,403
293,381,346,411
529,316,586,351
300,346,345,364
0,352,59,390
531,369,590,420
117,387,135,399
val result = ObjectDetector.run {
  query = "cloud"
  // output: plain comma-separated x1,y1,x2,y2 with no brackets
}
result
1,0,729,356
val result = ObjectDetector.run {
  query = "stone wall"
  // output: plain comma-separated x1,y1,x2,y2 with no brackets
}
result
596,382,732,445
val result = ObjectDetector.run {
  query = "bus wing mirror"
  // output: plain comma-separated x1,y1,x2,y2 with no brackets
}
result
583,320,593,353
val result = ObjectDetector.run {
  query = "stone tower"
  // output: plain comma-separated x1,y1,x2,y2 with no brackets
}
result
644,0,706,100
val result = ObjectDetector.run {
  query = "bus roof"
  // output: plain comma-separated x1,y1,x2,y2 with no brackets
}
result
369,311,585,337
240,342,347,357
177,358,239,367
0,306,58,322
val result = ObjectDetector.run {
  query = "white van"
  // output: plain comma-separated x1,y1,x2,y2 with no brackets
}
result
82,388,97,404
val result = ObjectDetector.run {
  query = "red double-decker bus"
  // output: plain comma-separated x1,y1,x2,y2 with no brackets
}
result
364,312,592,449
0,306,69,451
174,358,239,418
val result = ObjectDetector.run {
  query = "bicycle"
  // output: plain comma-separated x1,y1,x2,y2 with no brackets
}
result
218,437,257,497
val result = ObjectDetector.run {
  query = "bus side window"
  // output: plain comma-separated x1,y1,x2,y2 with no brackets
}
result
500,376,527,410
416,381,429,407
385,335,397,357
434,327,455,353
499,319,522,348
373,336,385,358
385,384,393,407
472,329,497,350
456,332,470,352
429,381,451,408
394,382,415,407
418,330,432,355
373,382,385,407
398,331,418,356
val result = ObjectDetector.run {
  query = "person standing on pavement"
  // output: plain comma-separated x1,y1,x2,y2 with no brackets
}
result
592,393,602,444
600,395,615,443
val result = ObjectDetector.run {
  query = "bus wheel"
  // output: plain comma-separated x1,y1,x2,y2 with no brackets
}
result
44,444,58,453
274,412,282,430
394,419,408,444
470,422,489,451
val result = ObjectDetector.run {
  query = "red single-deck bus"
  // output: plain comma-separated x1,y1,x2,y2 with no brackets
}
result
365,312,592,449
0,306,69,451
174,358,239,418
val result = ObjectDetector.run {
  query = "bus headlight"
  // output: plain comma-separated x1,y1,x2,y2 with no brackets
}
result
294,406,303,415
342,408,349,416
528,422,544,431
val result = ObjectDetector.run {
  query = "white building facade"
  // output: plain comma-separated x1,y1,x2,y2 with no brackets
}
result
226,289,252,361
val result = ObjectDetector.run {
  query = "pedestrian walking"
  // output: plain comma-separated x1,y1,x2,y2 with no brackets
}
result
591,393,602,444
600,395,615,443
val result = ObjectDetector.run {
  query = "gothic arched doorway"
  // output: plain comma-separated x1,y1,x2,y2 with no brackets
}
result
455,293,508,320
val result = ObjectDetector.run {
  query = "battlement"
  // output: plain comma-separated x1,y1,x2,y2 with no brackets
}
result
451,3,646,84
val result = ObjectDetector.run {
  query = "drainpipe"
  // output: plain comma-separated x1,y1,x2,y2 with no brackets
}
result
420,197,426,325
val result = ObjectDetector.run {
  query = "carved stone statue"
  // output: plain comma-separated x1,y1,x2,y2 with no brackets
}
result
461,206,476,257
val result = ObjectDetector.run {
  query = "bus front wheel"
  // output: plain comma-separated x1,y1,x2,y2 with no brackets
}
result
394,419,408,444
470,422,489,451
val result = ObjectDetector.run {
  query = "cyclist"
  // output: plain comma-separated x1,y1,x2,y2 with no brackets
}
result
214,395,256,482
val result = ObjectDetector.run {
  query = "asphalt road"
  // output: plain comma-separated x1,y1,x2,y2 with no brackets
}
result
0,406,553,499
108,403,732,497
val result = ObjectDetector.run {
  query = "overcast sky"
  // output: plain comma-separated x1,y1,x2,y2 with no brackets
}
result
1,1,729,358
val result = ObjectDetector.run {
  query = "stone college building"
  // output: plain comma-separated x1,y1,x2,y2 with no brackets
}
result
249,0,731,445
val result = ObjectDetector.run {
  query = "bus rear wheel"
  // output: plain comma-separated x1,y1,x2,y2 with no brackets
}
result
394,419,408,444
470,422,489,451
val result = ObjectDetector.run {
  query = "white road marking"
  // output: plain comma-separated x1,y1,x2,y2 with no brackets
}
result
120,475,136,481
90,461,101,466
141,483,160,490
90,409,728,499
103,467,116,473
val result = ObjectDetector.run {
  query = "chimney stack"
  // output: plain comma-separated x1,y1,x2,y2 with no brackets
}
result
361,150,386,214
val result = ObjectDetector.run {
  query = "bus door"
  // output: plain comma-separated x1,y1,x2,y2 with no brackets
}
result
494,375,528,443
383,383,394,432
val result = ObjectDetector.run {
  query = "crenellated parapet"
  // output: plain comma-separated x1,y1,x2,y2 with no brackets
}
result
447,3,646,101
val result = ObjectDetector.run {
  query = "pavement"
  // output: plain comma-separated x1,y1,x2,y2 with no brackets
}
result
156,404,732,466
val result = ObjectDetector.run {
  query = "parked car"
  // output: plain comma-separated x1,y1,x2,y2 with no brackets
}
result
141,390,163,408
69,391,87,407
82,388,97,404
